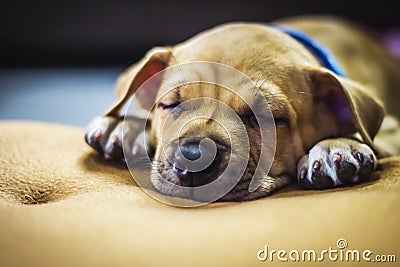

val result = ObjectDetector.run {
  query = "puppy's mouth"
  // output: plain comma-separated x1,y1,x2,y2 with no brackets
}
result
150,139,240,201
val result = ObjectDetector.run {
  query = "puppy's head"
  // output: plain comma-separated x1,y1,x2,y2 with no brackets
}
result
123,23,384,202
150,80,269,202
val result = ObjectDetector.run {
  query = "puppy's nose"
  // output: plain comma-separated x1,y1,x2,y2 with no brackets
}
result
180,143,202,161
173,141,223,187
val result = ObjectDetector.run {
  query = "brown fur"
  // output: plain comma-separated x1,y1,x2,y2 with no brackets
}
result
96,16,400,200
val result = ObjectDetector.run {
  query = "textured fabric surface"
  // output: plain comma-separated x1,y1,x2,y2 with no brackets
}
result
0,121,399,267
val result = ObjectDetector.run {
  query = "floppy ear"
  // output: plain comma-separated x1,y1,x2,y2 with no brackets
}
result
308,68,385,152
104,47,172,117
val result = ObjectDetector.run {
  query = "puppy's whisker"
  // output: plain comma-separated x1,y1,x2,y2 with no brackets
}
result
257,71,274,90
152,135,174,147
255,66,267,88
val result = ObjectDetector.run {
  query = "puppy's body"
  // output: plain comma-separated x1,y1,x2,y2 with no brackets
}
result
279,16,400,118
86,16,400,201
279,17,400,157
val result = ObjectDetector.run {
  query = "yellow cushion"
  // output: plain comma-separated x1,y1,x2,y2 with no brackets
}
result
1,121,399,266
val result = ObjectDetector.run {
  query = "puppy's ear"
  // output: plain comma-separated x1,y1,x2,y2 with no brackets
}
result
308,68,384,152
105,47,172,117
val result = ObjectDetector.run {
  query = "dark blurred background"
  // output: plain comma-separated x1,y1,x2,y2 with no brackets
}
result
1,0,399,68
0,0,399,126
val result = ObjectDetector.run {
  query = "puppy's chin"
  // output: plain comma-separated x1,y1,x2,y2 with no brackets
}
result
150,166,226,203
150,173,194,201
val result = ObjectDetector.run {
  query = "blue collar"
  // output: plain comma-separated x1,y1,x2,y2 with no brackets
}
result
271,24,345,77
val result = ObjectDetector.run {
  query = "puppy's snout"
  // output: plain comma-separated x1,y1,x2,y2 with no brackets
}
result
173,140,227,187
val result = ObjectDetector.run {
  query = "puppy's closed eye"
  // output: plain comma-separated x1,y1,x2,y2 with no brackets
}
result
247,114,288,128
157,101,180,109
274,117,288,126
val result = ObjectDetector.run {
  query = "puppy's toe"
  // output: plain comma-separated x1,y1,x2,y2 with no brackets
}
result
85,116,119,155
104,134,124,161
103,118,149,162
85,128,104,154
333,153,357,184
311,160,335,188
298,155,336,190
298,164,315,189
297,138,377,190
353,151,375,181
131,130,153,159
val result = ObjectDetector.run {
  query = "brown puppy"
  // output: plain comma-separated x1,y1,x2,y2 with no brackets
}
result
85,16,400,201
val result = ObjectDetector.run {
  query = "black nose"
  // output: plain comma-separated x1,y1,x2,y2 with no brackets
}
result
173,141,224,187
180,143,202,161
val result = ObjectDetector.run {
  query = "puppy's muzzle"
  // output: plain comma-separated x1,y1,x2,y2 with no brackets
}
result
172,139,229,187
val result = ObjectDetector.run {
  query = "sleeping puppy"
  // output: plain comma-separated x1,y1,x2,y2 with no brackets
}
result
85,16,400,201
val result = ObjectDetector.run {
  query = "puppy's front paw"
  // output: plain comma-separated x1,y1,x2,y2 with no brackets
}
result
297,138,377,189
85,116,119,155
85,116,148,162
